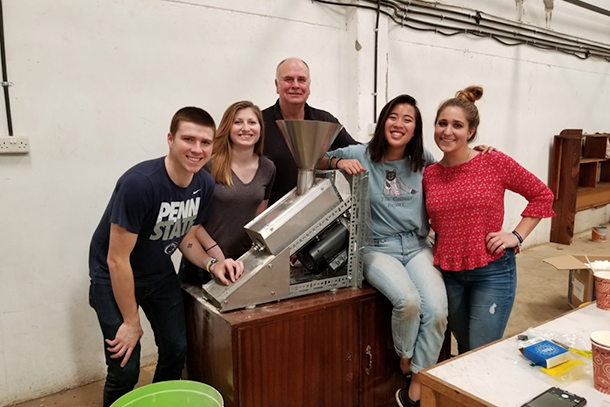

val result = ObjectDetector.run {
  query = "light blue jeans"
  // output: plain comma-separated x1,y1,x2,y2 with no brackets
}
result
364,232,448,373
442,249,517,354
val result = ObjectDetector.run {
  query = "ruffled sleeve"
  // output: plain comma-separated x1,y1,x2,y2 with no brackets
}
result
494,152,556,219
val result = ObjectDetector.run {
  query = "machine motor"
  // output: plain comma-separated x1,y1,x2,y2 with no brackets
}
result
296,218,349,275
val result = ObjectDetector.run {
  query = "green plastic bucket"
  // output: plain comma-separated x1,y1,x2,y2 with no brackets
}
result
110,380,223,406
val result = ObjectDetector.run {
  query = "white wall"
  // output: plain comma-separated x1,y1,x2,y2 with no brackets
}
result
0,0,351,404
0,0,609,404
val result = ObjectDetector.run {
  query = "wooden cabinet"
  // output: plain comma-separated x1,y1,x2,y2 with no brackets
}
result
550,129,610,244
183,284,405,407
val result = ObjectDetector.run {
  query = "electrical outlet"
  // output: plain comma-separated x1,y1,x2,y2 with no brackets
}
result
0,136,30,154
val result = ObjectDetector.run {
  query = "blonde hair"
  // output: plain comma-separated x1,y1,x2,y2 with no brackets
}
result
435,85,483,142
210,101,265,186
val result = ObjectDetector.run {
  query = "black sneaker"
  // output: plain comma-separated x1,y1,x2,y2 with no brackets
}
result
395,387,420,407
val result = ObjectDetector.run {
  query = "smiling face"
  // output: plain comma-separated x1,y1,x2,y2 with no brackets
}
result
383,103,416,159
275,58,311,108
434,105,476,155
166,121,214,185
229,107,261,151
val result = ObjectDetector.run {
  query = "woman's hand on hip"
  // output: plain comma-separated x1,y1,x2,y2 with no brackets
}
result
485,230,517,254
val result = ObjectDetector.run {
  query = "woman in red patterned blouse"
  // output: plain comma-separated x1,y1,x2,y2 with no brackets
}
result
422,85,555,354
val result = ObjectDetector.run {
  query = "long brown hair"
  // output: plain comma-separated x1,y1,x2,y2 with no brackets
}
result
368,94,425,173
435,86,483,142
210,101,265,186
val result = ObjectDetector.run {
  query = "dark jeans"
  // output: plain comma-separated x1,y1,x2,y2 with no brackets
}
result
89,272,187,407
442,249,517,354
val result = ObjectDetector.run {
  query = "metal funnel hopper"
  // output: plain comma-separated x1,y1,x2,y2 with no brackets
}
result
276,120,343,195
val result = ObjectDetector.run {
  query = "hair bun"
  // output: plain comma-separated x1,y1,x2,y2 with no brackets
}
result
455,86,483,103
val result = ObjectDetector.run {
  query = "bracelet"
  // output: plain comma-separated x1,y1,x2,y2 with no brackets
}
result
511,230,522,250
511,230,523,243
335,158,343,169
205,243,218,252
203,257,219,274
327,156,336,170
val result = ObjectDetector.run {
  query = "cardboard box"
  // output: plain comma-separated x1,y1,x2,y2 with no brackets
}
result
543,255,610,308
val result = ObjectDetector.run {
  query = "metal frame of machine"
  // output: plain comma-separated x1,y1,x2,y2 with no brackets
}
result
200,169,369,312
200,119,371,312
286,170,369,296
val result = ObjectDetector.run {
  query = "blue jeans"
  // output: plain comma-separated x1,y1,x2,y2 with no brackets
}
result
364,232,448,373
442,249,517,354
89,273,187,407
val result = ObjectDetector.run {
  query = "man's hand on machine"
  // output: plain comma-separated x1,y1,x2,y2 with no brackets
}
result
210,258,244,285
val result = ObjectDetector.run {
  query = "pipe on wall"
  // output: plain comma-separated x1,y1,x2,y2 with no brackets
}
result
0,0,13,136
314,0,610,61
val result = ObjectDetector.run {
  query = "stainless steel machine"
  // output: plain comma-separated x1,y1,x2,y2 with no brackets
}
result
201,120,369,312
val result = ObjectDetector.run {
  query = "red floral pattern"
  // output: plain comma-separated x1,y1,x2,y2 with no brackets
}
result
423,151,555,271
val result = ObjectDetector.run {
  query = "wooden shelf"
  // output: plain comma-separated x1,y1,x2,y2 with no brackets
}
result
576,183,610,211
580,157,606,164
550,129,610,244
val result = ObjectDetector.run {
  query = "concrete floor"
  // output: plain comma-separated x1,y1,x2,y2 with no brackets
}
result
9,227,609,407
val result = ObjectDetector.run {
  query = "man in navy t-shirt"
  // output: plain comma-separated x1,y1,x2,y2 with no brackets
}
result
88,107,243,407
